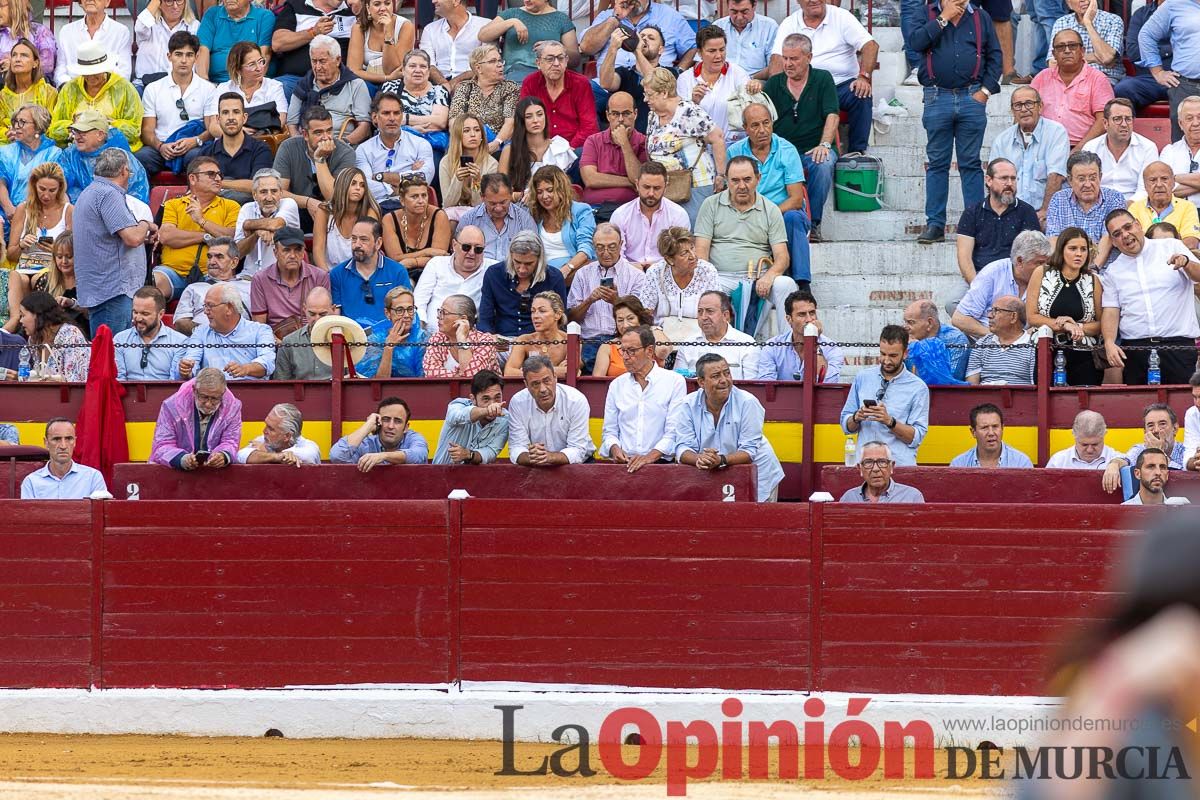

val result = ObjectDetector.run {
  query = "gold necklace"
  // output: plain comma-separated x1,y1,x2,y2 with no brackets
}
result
399,210,428,251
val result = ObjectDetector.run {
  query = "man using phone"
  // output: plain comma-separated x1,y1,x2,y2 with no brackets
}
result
149,367,244,471
840,324,930,466
567,222,645,372
330,396,429,471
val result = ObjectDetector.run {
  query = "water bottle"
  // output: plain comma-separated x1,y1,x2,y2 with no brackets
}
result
17,346,30,382
1052,349,1067,387
844,436,857,467
1148,348,1161,385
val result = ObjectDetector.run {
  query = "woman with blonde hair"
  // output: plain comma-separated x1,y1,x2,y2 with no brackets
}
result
204,42,287,136
312,167,381,269
447,44,518,156
133,0,198,86
636,226,720,331
0,38,54,140
504,290,575,378
347,0,413,87
439,113,497,220
0,103,54,219
527,164,595,279
6,160,69,273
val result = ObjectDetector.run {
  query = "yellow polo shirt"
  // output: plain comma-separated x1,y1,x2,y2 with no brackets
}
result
160,195,241,277
1128,198,1200,242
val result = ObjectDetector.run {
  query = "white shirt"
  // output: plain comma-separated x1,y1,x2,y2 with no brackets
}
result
676,325,759,380
671,0,718,23
55,16,133,85
676,62,750,145
204,78,288,118
419,13,489,78
600,364,687,458
234,199,302,277
1100,237,1200,339
134,11,200,80
772,6,873,85
355,132,436,203
1123,491,1188,505
142,73,216,142
507,382,595,464
1081,133,1160,202
1184,405,1200,456
236,434,322,464
413,255,487,326
1045,443,1123,469
1159,139,1200,205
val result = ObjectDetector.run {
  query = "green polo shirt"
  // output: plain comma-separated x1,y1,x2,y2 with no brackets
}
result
763,68,839,154
695,191,787,276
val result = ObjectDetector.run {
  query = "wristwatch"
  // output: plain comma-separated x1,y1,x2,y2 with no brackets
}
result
718,454,729,469
819,141,832,149
202,233,214,245
935,14,948,27
886,416,898,430
373,172,385,182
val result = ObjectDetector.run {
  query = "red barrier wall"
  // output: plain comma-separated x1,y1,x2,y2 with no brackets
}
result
818,466,1123,505
0,499,1149,694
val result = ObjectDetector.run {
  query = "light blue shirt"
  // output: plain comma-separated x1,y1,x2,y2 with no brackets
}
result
355,133,436,203
113,325,188,381
330,429,429,465
949,443,1035,468
1137,0,1200,76
458,202,537,264
584,3,696,69
432,397,510,465
727,134,805,208
840,366,930,466
672,386,784,502
713,15,779,74
1126,441,1188,470
20,461,107,499
179,318,276,379
957,258,1024,329
987,119,1071,209
752,332,843,382
838,480,926,503
0,423,17,444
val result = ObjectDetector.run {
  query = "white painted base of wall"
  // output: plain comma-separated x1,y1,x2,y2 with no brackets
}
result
0,684,1059,748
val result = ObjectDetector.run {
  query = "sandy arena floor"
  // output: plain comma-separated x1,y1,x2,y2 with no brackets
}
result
0,735,1008,799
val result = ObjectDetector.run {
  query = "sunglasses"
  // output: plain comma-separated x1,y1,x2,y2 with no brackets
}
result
363,283,375,305
176,96,189,121
384,148,395,171
518,290,532,316
140,344,151,370
459,242,485,254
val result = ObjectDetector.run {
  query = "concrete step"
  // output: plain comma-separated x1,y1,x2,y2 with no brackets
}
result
870,114,1012,148
872,27,904,53
882,175,969,215
821,207,926,240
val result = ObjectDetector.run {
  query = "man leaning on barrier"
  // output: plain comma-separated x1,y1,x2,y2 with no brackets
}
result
432,370,510,465
330,396,429,471
150,367,243,471
837,441,925,504
507,354,595,468
237,403,321,466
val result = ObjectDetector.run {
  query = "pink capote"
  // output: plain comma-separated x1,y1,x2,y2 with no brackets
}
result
74,324,128,488
149,378,243,467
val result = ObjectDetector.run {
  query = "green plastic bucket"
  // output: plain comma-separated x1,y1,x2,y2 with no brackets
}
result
834,154,883,212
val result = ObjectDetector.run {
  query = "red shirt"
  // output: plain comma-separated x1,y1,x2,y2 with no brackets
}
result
519,70,600,149
579,128,648,205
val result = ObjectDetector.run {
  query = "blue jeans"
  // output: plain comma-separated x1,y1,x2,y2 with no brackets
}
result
836,80,872,154
682,183,715,227
1030,0,1066,73
783,210,812,283
89,294,133,337
1114,73,1169,111
899,0,926,69
921,86,986,229
276,73,303,103
799,151,836,225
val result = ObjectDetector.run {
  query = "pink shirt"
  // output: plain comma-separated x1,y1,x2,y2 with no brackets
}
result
609,196,691,266
1030,64,1113,145
579,129,648,206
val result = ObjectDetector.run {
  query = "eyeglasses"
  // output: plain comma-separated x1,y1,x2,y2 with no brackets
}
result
1052,42,1082,51
607,109,635,118
540,54,567,63
987,307,1018,317
202,301,231,311
362,284,375,305
243,58,267,70
11,118,30,128
1010,100,1039,111
390,306,416,316
459,242,485,254
860,459,891,469
195,391,224,404
176,96,189,121
398,173,427,189
1191,160,1198,174
194,170,223,180
618,346,648,357
478,57,503,67
437,308,464,318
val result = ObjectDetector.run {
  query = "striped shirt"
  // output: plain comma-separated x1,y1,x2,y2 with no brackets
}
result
966,331,1036,385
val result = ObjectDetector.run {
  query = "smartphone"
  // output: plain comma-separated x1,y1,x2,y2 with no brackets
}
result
460,155,473,167
600,277,615,289
38,236,53,245
862,399,878,408
194,450,210,462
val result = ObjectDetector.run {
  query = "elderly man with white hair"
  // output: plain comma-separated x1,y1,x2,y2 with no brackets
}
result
287,35,372,146
951,230,1052,341
150,367,244,470
1046,410,1122,469
177,282,276,380
237,403,322,465
235,168,302,277
838,441,925,504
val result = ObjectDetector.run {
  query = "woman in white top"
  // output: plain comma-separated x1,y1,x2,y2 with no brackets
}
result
498,96,575,202
439,113,498,221
134,0,199,85
674,26,757,146
204,42,287,136
347,0,412,88
311,167,381,269
636,226,720,328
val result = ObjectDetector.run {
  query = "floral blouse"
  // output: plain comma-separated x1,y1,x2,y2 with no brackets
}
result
636,258,720,323
646,99,719,188
0,22,56,77
448,80,520,135
422,328,500,378
383,83,450,116
37,323,90,382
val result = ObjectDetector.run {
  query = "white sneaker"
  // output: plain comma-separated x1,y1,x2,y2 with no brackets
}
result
902,67,919,86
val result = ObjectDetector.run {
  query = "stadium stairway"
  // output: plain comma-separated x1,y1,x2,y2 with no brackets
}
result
814,27,1022,374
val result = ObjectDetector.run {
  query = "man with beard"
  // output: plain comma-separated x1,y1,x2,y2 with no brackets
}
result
328,217,411,331
1081,99,1159,202
596,24,676,134
579,92,647,216
1129,161,1200,249
330,396,429,470
1101,208,1200,385
197,93,273,204
840,324,930,466
949,403,1034,468
113,287,188,381
237,403,322,465
356,92,434,210
582,0,695,71
235,168,302,278
274,107,355,229
1122,448,1174,505
989,87,1070,226
609,162,688,270
673,353,783,503
955,159,1041,286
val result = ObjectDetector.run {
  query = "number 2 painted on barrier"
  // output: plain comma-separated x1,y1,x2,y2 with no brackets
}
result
126,483,140,501
722,484,735,502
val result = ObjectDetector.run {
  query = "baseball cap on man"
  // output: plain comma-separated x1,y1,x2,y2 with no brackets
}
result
68,109,109,133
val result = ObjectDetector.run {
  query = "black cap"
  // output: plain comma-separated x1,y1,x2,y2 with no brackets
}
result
275,226,305,247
